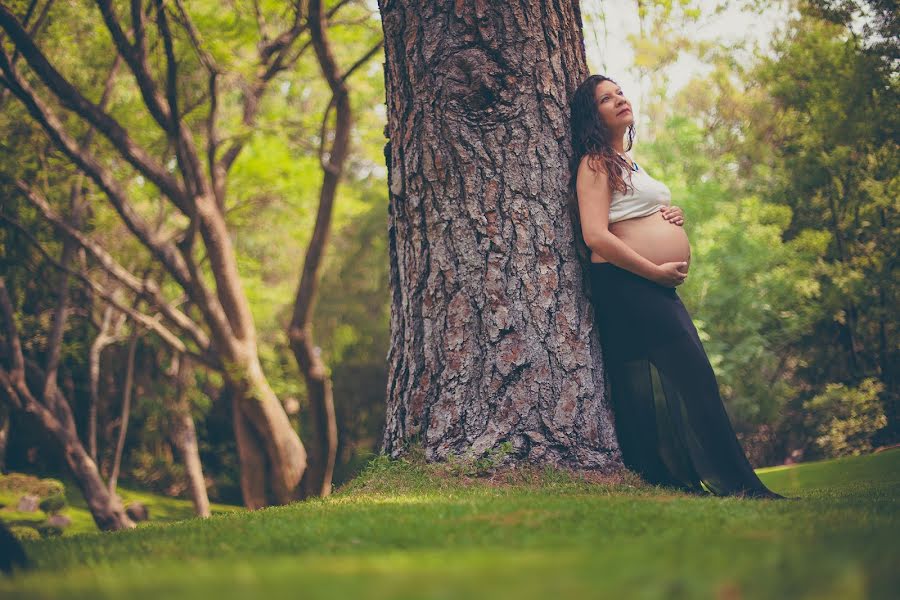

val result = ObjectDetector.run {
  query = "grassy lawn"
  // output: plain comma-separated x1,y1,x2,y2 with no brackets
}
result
1,448,897,600
0,474,240,537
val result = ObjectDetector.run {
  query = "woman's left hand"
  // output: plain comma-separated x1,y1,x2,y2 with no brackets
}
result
660,205,685,226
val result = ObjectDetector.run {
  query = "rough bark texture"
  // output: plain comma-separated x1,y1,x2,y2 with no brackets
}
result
378,0,623,470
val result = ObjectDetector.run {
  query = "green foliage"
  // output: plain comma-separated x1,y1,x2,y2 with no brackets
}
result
9,526,40,542
38,494,67,515
803,378,888,458
0,474,65,499
627,0,898,463
0,0,389,496
35,523,64,538
446,441,515,477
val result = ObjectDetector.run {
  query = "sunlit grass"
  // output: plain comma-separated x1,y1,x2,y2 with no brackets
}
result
1,448,897,600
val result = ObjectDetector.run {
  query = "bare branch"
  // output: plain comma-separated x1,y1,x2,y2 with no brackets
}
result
340,40,383,86
168,0,223,204
0,44,195,292
170,0,219,74
10,183,211,353
293,0,353,331
0,4,191,208
217,0,354,176
0,215,218,369
95,0,172,131
152,0,208,201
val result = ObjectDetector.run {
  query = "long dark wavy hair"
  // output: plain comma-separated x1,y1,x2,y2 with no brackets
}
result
566,74,637,265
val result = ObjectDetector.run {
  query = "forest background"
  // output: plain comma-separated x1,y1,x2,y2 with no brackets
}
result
0,0,896,510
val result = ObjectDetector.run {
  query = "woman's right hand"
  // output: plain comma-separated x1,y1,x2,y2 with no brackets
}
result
653,261,689,287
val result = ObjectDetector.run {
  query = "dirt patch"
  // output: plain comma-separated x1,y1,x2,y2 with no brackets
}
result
453,508,564,526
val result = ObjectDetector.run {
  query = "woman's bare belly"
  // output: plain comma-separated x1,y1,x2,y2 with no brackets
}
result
591,210,692,267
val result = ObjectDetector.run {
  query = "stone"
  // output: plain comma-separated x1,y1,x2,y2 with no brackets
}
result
125,501,149,522
16,494,39,512
46,514,71,529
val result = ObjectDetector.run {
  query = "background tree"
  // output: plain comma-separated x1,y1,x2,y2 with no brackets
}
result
4,1,386,508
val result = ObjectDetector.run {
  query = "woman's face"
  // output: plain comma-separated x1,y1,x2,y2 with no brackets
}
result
593,80,634,130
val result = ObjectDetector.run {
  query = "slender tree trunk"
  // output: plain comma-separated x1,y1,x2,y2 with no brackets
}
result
88,306,121,461
62,409,133,530
288,0,350,500
876,207,898,441
0,278,134,530
108,326,138,495
169,354,210,517
0,404,8,473
378,1,622,469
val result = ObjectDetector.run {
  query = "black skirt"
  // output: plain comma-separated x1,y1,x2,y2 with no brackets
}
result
588,261,785,499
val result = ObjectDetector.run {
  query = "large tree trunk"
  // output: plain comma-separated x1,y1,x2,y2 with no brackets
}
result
378,1,623,469
229,350,308,508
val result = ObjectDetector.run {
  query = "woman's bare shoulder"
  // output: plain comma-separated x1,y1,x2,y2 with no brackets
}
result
579,154,609,178
578,154,609,186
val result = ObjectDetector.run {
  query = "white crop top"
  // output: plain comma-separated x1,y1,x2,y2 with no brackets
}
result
608,159,672,224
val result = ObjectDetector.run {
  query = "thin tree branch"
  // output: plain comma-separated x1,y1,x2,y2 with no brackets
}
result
339,39,383,86
152,0,209,201
8,183,211,353
0,3,191,208
217,0,354,176
0,214,217,369
95,0,172,132
0,45,196,294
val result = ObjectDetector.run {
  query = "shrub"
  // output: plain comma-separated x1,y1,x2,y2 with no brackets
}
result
35,522,64,538
802,378,887,458
38,493,67,515
10,526,40,541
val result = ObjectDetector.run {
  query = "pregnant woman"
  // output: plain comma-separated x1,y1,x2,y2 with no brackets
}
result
568,75,785,499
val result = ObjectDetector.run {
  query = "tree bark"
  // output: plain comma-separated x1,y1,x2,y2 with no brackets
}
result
378,0,622,470
169,354,210,517
229,350,308,507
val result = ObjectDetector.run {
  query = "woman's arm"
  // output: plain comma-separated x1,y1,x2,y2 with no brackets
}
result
575,157,665,282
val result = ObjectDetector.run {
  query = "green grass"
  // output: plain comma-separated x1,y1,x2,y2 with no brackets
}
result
2,448,898,600
0,473,239,537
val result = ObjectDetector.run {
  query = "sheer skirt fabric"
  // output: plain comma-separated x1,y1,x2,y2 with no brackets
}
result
588,262,784,499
